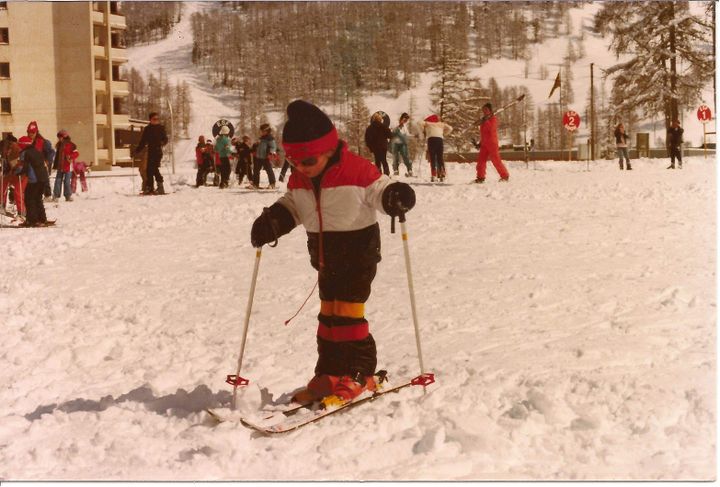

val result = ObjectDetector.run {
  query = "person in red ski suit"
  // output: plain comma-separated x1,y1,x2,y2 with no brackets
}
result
250,100,416,406
475,103,509,183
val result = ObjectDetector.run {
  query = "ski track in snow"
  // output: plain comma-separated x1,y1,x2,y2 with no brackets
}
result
0,2,715,481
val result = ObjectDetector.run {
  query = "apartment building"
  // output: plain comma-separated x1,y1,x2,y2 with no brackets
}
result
0,1,131,170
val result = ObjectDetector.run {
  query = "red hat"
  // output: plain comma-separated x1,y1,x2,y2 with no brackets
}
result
17,135,32,149
282,100,338,162
26,121,38,134
424,114,439,123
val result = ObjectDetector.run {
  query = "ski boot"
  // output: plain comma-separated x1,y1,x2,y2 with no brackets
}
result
292,374,341,404
499,177,509,182
474,177,485,184
320,372,379,409
626,163,632,170
156,182,166,195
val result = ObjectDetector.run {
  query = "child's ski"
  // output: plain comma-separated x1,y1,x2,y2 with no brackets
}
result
206,373,434,435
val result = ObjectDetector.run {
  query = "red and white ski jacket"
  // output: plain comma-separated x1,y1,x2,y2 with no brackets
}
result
278,145,392,233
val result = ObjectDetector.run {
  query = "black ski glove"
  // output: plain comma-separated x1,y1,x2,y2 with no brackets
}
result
382,182,416,217
250,203,296,248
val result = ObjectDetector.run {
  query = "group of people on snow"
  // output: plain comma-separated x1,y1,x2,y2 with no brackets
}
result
194,123,279,190
1,121,89,227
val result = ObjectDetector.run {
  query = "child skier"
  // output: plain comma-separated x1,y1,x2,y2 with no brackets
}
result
249,100,416,406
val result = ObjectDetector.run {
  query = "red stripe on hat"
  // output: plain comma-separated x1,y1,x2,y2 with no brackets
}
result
316,322,369,342
283,127,338,161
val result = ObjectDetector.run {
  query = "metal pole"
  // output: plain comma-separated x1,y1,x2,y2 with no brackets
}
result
399,215,427,381
166,98,175,175
590,63,595,161
231,247,263,410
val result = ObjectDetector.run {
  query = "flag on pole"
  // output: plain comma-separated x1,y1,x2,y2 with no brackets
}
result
548,71,561,99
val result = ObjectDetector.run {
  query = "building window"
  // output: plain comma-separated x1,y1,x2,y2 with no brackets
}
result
93,25,105,47
0,97,11,114
0,62,8,78
0,28,8,44
109,2,120,14
1,132,13,141
94,60,106,81
113,97,128,115
110,30,126,49
0,3,7,10
111,64,127,81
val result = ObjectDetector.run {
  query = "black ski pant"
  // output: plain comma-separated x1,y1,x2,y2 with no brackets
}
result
253,158,276,187
372,150,390,176
24,182,47,225
146,152,164,191
235,159,252,184
195,162,208,187
308,226,380,378
427,137,445,176
219,157,231,187
670,146,682,167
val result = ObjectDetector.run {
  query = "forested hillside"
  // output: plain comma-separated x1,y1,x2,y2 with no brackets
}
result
122,1,714,154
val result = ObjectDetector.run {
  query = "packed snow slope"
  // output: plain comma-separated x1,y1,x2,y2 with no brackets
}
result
0,156,715,480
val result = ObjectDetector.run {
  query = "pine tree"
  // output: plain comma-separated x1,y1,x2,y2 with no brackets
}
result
595,1,714,126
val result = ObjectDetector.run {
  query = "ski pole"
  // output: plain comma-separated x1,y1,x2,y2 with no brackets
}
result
395,210,428,386
229,246,263,410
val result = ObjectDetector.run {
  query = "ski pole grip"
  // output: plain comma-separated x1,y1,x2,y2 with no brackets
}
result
226,374,250,387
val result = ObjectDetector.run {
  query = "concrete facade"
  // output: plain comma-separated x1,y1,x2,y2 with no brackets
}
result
0,1,129,170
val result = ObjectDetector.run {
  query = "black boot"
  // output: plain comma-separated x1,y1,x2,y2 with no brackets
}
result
156,181,165,195
619,161,624,170
626,162,632,170
666,164,675,169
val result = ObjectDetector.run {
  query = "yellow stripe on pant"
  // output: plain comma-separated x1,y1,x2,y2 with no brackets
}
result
320,300,365,319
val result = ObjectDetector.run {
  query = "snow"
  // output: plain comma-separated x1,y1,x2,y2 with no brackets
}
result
0,1,715,481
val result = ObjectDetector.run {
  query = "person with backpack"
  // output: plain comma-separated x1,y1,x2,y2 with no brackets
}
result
364,111,393,176
249,100,416,407
252,124,277,189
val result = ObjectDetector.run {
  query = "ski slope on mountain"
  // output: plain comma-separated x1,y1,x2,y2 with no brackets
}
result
0,2,715,481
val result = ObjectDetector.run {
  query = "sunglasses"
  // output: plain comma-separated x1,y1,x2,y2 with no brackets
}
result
288,155,320,168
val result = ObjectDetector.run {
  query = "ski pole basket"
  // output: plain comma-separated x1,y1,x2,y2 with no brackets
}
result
410,373,435,387
226,374,250,387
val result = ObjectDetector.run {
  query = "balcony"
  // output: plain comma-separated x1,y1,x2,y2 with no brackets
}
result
111,80,129,94
94,79,106,91
93,44,106,58
95,112,108,124
109,13,126,29
92,10,104,24
110,47,128,62
112,113,130,126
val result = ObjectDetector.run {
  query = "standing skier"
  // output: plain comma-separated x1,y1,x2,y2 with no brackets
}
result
215,126,233,189
252,124,277,189
391,113,413,176
364,112,393,176
421,114,452,182
135,112,168,195
666,119,684,169
249,100,416,406
233,135,254,186
17,136,50,227
52,130,78,201
25,121,55,199
614,123,631,170
475,103,509,183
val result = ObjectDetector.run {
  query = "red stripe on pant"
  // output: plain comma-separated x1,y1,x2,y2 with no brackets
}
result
317,322,369,342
